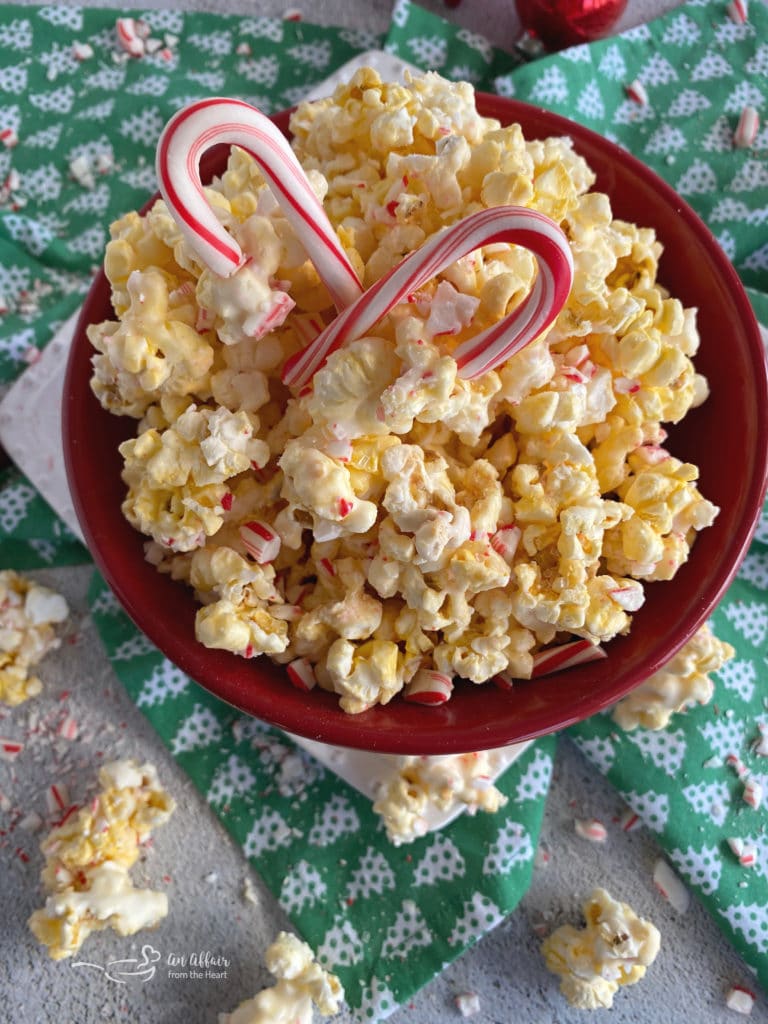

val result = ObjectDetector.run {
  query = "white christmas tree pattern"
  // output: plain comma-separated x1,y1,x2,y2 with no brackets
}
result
279,859,327,915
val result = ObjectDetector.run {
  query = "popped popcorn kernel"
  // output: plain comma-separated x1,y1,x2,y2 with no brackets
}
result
28,759,175,960
0,570,69,707
612,623,734,730
219,931,343,1023
373,751,507,845
541,888,660,1010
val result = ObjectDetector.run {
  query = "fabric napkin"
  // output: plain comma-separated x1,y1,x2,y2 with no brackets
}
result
0,0,767,1017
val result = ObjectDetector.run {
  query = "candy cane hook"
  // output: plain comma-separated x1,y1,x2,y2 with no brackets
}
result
156,97,363,310
282,205,573,388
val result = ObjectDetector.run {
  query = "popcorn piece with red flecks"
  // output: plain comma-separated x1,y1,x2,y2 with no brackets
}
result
541,888,661,1010
611,623,734,731
189,546,289,658
196,216,295,346
28,759,175,960
0,570,69,708
372,751,507,845
119,404,269,552
219,931,343,1024
279,439,377,544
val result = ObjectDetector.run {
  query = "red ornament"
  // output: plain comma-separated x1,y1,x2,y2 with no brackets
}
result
514,0,628,50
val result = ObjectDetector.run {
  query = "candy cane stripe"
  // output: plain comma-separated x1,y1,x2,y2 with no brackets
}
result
282,205,572,387
532,639,607,677
156,98,362,310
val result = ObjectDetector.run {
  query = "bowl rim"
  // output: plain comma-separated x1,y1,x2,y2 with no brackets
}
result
63,92,768,754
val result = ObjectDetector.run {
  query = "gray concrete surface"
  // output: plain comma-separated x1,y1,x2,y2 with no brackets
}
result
4,1,766,1021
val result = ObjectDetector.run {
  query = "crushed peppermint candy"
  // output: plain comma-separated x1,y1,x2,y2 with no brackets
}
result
726,0,748,23
618,807,642,832
71,41,94,61
727,838,758,868
725,985,756,1015
574,817,607,842
653,858,690,913
0,738,24,761
0,127,19,149
69,155,95,189
625,79,649,105
742,777,763,811
45,782,69,814
753,723,768,757
242,876,260,904
454,992,481,1017
734,106,759,150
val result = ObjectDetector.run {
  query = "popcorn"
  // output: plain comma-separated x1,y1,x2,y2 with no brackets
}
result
219,931,344,1024
373,752,507,845
0,570,69,707
541,888,661,1010
89,69,719,714
612,623,735,730
28,759,175,960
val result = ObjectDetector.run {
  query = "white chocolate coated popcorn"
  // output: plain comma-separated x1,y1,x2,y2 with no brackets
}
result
541,888,661,1010
373,752,508,845
90,68,719,714
612,623,734,731
28,759,175,959
219,931,344,1024
0,570,69,707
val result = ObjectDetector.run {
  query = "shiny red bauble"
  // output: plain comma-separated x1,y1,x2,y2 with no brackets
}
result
515,0,628,49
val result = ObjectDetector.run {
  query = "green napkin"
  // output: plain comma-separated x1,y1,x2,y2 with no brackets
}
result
0,0,767,1017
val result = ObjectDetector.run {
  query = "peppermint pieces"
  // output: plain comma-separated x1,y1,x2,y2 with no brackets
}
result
733,106,760,150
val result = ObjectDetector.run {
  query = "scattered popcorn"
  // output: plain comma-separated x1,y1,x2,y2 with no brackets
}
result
652,858,690,914
28,759,175,959
725,985,756,1015
0,570,69,707
219,931,343,1023
372,752,507,845
89,68,719,713
541,888,660,1010
611,624,734,731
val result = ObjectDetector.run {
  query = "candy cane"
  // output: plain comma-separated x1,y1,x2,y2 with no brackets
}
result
156,98,363,309
531,638,606,677
282,205,573,387
403,669,453,705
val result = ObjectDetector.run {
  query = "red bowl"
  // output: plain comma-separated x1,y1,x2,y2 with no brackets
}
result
63,94,768,754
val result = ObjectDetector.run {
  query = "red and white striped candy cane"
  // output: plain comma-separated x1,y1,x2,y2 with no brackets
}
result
531,638,606,678
156,98,363,309
403,669,454,705
282,205,573,388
